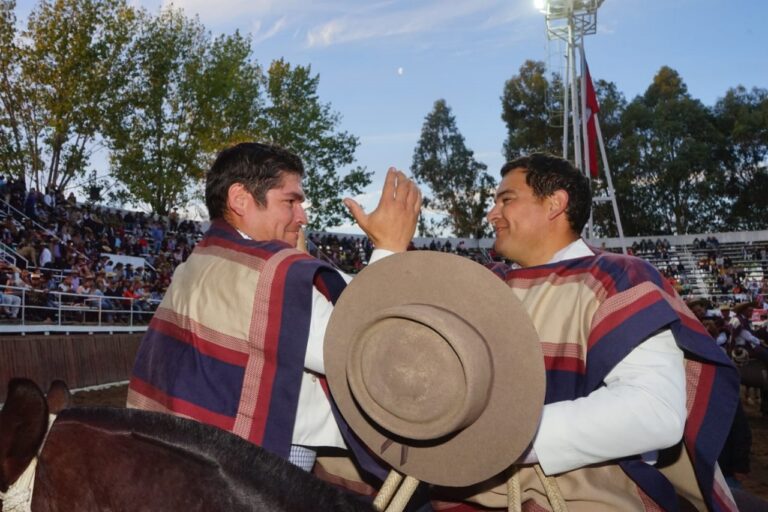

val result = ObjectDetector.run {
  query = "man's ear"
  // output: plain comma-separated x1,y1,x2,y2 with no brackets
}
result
547,189,569,220
226,183,251,218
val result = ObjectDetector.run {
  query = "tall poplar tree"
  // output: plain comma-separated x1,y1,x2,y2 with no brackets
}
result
411,99,495,238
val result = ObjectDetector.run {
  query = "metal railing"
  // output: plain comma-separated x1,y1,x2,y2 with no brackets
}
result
0,284,159,334
0,197,57,239
0,241,24,267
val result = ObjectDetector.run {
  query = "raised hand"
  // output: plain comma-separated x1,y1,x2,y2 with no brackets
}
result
343,167,422,253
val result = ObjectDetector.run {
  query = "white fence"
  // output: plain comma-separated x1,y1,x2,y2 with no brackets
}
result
0,285,157,334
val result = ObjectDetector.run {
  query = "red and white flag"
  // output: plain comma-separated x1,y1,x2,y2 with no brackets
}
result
584,61,600,178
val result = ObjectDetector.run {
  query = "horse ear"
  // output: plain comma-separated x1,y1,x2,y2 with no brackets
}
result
46,380,71,414
0,379,48,492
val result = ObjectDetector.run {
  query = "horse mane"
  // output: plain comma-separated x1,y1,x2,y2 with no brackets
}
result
57,407,267,474
54,407,372,511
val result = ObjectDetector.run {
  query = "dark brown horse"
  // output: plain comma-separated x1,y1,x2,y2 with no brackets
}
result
0,379,373,511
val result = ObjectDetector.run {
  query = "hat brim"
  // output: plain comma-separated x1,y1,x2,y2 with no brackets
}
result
325,251,545,487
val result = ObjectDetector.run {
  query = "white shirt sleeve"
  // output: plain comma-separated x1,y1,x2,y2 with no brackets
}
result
715,332,729,348
533,329,687,475
305,248,395,373
737,328,762,348
292,248,397,447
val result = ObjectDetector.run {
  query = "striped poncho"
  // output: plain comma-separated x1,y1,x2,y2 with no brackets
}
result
489,249,740,511
127,219,346,461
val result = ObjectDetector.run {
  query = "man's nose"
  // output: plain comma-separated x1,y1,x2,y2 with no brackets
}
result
296,205,308,226
486,203,500,225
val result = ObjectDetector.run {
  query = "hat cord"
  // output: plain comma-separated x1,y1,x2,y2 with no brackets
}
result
374,464,568,512
373,470,419,512
507,465,568,512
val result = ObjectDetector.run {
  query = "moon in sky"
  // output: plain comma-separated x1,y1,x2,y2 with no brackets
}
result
397,67,404,76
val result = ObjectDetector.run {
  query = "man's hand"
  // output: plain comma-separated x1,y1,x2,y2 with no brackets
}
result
343,168,421,253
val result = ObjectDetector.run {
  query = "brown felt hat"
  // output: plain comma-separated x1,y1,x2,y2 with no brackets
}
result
733,301,758,315
325,251,545,487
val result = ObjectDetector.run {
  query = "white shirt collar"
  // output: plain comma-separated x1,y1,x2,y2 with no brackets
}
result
546,238,594,265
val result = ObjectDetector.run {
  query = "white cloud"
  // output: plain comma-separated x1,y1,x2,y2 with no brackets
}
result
148,0,538,50
304,0,527,48
253,16,287,43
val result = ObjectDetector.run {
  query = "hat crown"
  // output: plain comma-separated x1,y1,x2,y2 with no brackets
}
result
347,304,492,441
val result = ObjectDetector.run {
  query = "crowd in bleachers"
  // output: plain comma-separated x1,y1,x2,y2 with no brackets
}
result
629,237,673,259
0,176,203,323
307,233,490,274
1,176,768,327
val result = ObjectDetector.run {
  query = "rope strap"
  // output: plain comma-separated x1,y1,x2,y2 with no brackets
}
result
373,470,419,512
507,467,522,512
534,464,568,512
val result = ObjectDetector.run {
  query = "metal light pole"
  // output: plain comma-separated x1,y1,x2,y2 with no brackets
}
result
535,0,626,252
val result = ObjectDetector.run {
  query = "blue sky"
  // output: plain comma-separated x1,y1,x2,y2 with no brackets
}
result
14,0,768,231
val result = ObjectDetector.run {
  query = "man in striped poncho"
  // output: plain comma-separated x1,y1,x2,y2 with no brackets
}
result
127,142,420,472
450,153,740,511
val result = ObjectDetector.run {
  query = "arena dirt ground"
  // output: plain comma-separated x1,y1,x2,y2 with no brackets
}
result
72,384,768,501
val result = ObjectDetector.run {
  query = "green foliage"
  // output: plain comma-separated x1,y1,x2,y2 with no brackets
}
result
2,2,367,224
714,86,768,230
103,7,263,216
0,0,26,179
500,61,768,237
617,67,727,235
411,99,495,238
501,60,565,160
0,0,137,192
259,59,371,230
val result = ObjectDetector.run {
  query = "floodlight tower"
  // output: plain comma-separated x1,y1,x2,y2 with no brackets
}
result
535,0,626,252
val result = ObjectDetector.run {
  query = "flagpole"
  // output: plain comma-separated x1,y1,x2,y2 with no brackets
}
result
562,55,570,159
567,23,583,189
593,116,627,253
538,0,624,251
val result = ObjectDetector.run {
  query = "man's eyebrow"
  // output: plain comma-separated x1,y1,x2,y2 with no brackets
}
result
285,190,306,201
495,188,515,200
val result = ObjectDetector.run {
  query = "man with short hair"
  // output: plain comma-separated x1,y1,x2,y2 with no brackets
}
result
128,142,420,471
459,153,739,511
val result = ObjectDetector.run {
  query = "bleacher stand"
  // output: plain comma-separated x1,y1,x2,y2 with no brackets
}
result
2,177,768,333
0,179,203,331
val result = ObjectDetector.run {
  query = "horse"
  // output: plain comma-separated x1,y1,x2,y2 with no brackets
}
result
0,378,373,511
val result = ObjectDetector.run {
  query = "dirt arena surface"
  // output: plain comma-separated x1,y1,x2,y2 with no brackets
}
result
72,385,768,501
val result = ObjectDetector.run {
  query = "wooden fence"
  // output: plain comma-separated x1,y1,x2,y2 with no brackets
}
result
0,333,142,401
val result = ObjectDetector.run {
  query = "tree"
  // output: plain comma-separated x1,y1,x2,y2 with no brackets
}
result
0,0,136,192
411,99,495,238
714,86,768,230
0,0,30,181
501,60,564,160
104,8,263,216
258,59,371,230
616,67,727,235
